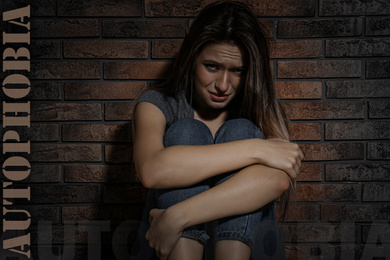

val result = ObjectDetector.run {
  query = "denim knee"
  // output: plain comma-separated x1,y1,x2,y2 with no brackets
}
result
215,201,285,258
155,184,211,245
212,119,284,256
214,118,264,144
164,118,213,147
213,118,264,185
159,118,213,244
159,118,212,208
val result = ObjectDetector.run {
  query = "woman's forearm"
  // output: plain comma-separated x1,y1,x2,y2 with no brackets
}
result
137,139,260,189
137,138,301,189
165,164,290,230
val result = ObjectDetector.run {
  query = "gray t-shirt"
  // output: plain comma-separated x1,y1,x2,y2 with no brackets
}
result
136,89,194,129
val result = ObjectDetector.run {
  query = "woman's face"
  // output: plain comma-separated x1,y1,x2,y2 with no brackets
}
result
194,42,245,112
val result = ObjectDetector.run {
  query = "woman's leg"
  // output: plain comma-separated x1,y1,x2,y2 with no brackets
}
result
212,118,285,260
167,238,204,260
157,118,214,259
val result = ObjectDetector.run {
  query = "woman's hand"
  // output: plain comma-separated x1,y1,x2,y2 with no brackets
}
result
146,208,183,260
257,138,304,180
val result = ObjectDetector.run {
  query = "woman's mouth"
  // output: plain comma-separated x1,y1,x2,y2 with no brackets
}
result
209,92,229,102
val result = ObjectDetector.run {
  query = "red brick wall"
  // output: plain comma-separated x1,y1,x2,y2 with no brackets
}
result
1,0,390,259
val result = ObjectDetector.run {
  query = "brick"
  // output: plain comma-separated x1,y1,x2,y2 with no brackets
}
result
278,60,361,78
105,145,132,163
30,224,87,244
201,18,266,39
32,103,102,121
319,0,390,16
326,163,390,181
33,0,56,16
62,124,131,142
366,60,390,78
281,101,364,120
297,183,359,202
270,40,322,59
326,38,390,57
368,142,390,160
105,102,135,121
102,20,186,38
285,245,320,260
366,17,390,36
31,40,61,59
29,246,69,259
321,204,390,222
280,223,355,242
104,62,169,79
145,0,211,16
30,82,62,100
326,122,390,140
31,144,102,162
62,205,144,222
276,204,318,222
290,245,363,260
363,184,390,201
152,40,182,59
32,19,99,38
246,0,316,17
31,61,100,79
300,143,364,161
275,81,322,100
34,0,56,16
362,224,390,243
3,0,55,16
25,206,60,224
6,164,61,183
30,124,60,141
145,0,316,17
103,185,148,203
278,18,362,38
29,164,62,182
358,243,390,259
64,165,138,183
369,101,390,118
0,124,59,142
64,82,146,100
31,225,130,247
31,185,100,203
2,205,59,225
298,163,322,181
188,19,274,38
288,123,321,141
58,0,142,17
64,40,148,59
326,80,390,98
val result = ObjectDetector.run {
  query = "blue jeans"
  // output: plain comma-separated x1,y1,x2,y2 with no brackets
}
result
130,118,285,260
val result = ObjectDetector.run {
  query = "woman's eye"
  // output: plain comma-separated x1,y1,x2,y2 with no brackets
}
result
233,68,245,75
204,64,218,70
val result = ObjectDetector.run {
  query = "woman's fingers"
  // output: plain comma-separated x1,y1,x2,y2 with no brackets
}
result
293,164,300,179
263,138,304,180
145,208,182,259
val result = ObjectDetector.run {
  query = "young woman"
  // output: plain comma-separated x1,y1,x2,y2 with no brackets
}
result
130,1,303,259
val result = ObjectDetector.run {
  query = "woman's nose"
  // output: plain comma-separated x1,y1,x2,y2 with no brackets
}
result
215,71,229,93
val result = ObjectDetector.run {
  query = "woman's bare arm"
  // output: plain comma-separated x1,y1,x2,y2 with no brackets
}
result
133,102,303,189
146,164,290,259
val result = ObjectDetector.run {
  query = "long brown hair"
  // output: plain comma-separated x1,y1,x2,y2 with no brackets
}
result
153,0,293,220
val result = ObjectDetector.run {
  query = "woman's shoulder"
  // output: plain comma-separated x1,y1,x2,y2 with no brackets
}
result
136,89,193,128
